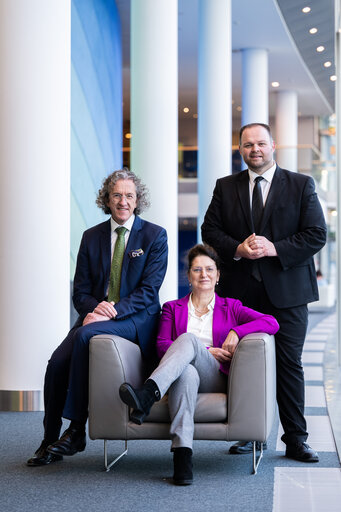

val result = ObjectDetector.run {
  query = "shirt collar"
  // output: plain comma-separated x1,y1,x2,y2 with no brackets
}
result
188,293,216,314
110,214,135,234
248,162,277,184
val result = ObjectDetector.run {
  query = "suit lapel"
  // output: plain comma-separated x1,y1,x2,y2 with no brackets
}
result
212,294,226,346
174,295,190,337
236,170,253,232
259,166,283,232
101,219,112,282
121,215,142,278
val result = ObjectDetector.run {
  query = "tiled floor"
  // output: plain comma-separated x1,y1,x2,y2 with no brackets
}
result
273,468,341,512
273,312,341,511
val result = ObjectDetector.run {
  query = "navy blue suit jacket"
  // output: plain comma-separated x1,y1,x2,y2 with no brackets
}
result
72,215,168,356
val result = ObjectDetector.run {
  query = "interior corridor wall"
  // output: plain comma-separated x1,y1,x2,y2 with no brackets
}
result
71,0,123,282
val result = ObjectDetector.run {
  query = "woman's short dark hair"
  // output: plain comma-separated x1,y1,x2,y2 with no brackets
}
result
187,244,220,271
96,168,150,215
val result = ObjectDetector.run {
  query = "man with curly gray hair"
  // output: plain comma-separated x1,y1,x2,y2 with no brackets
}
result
27,168,168,467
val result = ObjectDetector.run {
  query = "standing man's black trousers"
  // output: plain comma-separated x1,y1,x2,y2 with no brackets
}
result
221,278,308,446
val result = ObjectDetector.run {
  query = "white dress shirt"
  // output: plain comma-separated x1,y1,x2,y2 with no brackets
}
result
248,163,276,208
234,164,277,261
187,293,215,348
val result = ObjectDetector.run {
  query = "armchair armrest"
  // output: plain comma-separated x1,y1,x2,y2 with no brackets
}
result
227,333,276,441
88,335,144,440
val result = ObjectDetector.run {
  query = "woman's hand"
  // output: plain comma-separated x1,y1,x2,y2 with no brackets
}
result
221,330,239,357
208,347,232,363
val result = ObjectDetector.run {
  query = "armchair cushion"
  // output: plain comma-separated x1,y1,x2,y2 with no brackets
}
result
145,393,227,423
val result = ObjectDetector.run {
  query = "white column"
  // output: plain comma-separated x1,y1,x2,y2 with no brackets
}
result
0,1,70,409
335,0,341,366
242,48,268,126
198,0,232,239
275,90,298,172
130,0,178,303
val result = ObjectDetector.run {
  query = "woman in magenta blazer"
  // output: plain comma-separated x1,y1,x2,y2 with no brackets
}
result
120,244,279,485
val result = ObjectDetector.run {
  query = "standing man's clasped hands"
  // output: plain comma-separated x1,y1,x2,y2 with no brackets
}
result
235,233,277,260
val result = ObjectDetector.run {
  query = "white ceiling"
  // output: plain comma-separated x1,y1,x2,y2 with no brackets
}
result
117,0,335,129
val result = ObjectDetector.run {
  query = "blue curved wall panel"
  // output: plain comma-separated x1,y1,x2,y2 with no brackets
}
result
71,0,122,276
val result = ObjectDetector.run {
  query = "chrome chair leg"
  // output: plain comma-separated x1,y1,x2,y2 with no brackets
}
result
104,439,128,472
252,441,264,475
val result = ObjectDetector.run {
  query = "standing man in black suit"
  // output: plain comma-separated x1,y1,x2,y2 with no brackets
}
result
27,168,168,467
202,123,326,462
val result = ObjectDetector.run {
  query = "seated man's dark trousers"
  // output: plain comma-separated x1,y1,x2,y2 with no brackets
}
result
43,317,137,443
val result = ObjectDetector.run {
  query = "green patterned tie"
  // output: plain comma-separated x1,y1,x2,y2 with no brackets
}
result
108,227,127,303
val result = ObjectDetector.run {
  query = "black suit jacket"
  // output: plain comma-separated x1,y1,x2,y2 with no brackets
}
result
72,215,168,355
201,166,327,309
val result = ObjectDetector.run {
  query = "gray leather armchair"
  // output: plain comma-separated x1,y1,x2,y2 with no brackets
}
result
88,332,276,474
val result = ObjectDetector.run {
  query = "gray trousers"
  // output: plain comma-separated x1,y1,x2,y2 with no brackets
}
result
150,333,227,450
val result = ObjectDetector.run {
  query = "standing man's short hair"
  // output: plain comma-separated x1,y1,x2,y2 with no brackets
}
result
239,123,273,143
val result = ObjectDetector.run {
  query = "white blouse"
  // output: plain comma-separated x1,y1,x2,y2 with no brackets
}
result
187,294,215,348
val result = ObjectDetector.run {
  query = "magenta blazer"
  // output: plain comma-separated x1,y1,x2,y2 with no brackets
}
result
156,293,279,374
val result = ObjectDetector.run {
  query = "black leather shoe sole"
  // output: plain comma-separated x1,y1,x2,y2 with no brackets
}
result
173,477,193,486
119,383,141,410
27,451,63,466
229,441,267,454
119,383,146,425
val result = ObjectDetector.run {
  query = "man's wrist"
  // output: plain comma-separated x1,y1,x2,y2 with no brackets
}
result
234,244,242,260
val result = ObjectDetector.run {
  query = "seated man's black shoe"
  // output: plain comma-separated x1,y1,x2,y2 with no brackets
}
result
119,379,161,425
47,427,86,457
27,440,63,466
173,447,193,485
229,441,267,454
285,442,319,462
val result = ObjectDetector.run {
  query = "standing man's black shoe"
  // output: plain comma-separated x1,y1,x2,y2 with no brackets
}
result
229,441,267,454
119,379,161,425
173,447,193,485
27,440,63,466
47,427,86,456
285,442,319,462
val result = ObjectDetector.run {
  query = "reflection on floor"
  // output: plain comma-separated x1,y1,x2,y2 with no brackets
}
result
273,312,341,511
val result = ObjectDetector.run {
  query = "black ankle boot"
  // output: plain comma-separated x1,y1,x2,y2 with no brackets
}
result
119,379,161,425
173,447,193,485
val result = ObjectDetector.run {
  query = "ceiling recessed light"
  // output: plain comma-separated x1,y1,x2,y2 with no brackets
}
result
125,133,132,139
316,46,325,52
324,61,332,68
193,113,198,119
330,75,337,81
271,81,280,88
309,27,318,34
302,6,311,13
236,106,242,112
183,107,190,113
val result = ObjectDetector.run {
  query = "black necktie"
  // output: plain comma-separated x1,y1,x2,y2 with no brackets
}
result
251,176,264,282
252,176,264,234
